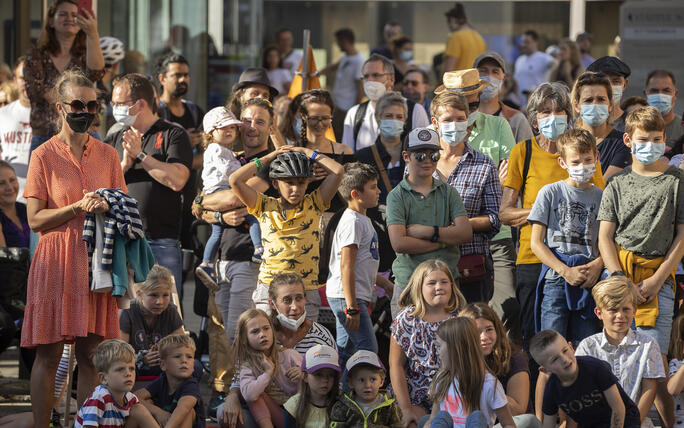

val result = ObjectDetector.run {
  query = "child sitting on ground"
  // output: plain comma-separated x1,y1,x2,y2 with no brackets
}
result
234,308,303,428
75,339,158,427
195,107,264,289
329,350,402,427
135,334,206,428
575,276,664,426
119,265,184,378
284,344,341,428
530,329,641,428
230,144,344,320
528,128,604,345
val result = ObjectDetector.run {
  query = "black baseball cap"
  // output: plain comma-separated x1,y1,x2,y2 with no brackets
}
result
587,56,631,78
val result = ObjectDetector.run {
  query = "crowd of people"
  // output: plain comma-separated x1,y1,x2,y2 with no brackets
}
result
2,0,684,427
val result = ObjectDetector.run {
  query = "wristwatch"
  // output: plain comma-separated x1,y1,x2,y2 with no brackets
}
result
136,151,148,163
610,270,626,277
430,225,440,243
194,195,204,208
345,307,360,316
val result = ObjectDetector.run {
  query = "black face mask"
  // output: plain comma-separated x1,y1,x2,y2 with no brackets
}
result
65,112,95,134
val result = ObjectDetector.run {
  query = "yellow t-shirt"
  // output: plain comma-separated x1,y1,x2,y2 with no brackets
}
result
249,188,329,290
284,394,328,428
504,137,605,265
444,29,487,71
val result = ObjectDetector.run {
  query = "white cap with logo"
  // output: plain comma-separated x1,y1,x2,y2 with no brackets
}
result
405,127,441,152
301,344,341,374
203,106,242,134
345,350,385,373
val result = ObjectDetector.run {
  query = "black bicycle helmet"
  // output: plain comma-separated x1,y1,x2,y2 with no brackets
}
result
269,152,314,179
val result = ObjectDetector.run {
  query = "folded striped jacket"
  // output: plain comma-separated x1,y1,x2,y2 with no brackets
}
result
83,188,144,272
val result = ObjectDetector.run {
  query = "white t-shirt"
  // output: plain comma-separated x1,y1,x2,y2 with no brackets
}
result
282,49,304,75
332,52,365,111
201,143,241,194
327,208,379,303
439,372,507,427
267,68,293,95
514,51,554,104
0,100,32,203
342,100,430,152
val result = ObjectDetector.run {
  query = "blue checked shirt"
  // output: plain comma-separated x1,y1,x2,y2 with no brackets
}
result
434,143,502,256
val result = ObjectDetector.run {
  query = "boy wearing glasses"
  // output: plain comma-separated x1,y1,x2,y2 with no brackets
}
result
386,127,472,315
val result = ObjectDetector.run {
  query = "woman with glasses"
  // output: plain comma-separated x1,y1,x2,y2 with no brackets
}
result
430,91,502,304
22,70,126,426
24,0,104,153
572,71,631,181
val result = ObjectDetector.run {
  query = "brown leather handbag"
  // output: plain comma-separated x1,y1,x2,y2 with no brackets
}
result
457,254,487,284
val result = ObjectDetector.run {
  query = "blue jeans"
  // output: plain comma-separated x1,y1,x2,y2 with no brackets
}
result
516,263,542,351
636,278,675,353
540,274,599,345
148,238,183,295
202,215,261,265
418,410,487,428
328,298,378,369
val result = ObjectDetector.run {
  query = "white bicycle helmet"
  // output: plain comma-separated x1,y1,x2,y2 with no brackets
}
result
100,36,125,67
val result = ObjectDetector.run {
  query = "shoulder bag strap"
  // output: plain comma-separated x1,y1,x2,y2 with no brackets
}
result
353,101,369,152
370,144,392,192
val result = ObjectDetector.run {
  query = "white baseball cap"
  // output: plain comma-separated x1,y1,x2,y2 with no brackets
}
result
203,106,242,133
346,350,385,373
405,127,440,152
301,345,341,374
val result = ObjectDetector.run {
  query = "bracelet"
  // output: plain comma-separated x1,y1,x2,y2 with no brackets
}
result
310,150,319,162
252,157,263,172
71,205,77,216
214,210,226,225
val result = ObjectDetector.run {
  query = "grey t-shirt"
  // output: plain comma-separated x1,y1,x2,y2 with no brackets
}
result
326,208,380,303
666,114,684,148
527,180,603,260
597,166,684,257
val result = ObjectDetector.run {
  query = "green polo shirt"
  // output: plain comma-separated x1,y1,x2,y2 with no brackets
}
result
468,112,517,241
386,176,467,289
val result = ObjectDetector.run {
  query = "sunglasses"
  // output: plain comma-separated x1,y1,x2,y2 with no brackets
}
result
413,151,440,163
64,99,99,113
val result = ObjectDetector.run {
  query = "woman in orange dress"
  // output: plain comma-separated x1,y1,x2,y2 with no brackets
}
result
22,70,126,426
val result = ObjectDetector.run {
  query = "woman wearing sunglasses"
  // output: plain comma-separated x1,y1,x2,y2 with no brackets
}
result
24,0,104,154
429,90,502,305
22,70,126,427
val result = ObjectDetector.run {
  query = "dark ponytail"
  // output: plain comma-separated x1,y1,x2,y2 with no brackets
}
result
299,116,309,148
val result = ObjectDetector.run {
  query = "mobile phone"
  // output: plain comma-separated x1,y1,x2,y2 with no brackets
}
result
78,0,93,18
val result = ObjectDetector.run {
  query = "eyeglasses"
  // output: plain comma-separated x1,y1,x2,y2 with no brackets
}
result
306,116,332,124
64,99,99,113
362,72,390,81
413,151,440,163
111,99,138,108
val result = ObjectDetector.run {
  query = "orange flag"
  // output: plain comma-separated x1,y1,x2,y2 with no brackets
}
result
288,45,336,142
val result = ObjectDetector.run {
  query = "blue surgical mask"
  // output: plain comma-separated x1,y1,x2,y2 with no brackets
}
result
399,50,413,62
631,141,666,165
480,76,502,102
293,117,302,136
379,119,404,139
647,93,673,115
537,114,567,141
439,121,468,146
113,104,138,127
580,104,610,127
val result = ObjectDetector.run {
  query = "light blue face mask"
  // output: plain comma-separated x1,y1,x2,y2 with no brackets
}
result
379,119,404,139
631,141,666,165
399,50,413,62
480,76,502,102
439,121,468,145
580,104,610,127
537,115,567,141
293,117,302,136
113,104,138,127
647,93,673,115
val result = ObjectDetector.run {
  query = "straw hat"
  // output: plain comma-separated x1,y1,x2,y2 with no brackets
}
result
434,68,489,96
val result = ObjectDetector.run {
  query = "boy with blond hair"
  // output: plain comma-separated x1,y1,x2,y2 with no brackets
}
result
135,334,205,428
598,105,684,426
575,276,665,426
528,128,604,345
75,340,158,427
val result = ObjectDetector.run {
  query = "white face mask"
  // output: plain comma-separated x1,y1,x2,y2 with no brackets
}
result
364,80,387,102
611,85,623,105
480,76,503,102
275,307,307,331
439,121,468,145
113,104,138,127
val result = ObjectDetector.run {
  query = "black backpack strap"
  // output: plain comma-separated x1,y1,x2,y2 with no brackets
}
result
400,99,416,142
157,100,170,121
352,101,369,153
520,139,533,201
182,100,202,128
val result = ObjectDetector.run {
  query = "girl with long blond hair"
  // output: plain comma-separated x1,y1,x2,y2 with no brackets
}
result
234,309,303,428
427,317,516,428
389,259,466,427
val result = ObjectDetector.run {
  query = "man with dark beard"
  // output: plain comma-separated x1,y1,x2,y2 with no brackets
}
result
156,53,205,255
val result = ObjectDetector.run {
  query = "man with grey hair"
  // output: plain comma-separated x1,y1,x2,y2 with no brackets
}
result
342,54,429,152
